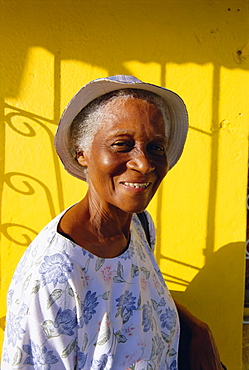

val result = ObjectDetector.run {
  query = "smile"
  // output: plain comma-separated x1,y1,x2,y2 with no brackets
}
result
122,182,150,189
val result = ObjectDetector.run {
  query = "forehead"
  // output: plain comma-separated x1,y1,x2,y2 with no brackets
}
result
98,97,166,134
102,95,161,113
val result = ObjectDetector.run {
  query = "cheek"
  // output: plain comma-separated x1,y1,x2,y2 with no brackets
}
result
162,163,169,177
100,153,128,177
88,153,126,179
156,158,168,178
100,154,115,168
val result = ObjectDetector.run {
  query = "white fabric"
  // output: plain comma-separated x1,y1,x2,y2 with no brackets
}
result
1,209,179,369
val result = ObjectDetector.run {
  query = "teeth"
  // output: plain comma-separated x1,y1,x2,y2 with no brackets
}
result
123,182,150,189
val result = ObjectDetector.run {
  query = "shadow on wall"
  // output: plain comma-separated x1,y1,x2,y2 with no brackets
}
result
172,242,245,357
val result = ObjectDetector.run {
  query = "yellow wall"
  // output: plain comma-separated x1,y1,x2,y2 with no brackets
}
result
1,1,249,368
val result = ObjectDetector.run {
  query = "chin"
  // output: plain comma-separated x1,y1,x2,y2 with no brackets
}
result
117,202,150,214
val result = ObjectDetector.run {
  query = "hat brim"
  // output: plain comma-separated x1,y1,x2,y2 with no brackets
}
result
55,76,188,181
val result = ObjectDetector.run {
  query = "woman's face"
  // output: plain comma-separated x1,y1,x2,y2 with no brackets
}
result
78,97,168,214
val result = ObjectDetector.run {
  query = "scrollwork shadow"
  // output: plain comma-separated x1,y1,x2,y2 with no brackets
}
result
1,223,38,246
5,112,36,137
4,104,64,212
4,172,56,219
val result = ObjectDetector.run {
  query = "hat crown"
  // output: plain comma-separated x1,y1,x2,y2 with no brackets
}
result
107,75,142,84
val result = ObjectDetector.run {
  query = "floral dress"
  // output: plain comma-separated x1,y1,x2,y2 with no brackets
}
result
1,209,179,370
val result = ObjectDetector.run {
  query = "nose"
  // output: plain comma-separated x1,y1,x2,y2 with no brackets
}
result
127,149,155,174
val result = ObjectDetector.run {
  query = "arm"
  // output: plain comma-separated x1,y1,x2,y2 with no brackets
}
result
175,300,224,370
2,264,79,369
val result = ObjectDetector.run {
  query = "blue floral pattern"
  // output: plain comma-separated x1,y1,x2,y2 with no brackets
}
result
77,349,88,369
2,209,179,369
160,307,177,331
142,301,155,332
54,307,77,336
39,251,74,287
80,290,99,326
6,312,26,346
23,340,59,369
92,354,113,370
116,290,137,324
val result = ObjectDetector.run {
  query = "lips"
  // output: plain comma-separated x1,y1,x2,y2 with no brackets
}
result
121,182,150,189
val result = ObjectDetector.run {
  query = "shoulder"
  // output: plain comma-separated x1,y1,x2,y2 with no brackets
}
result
8,206,84,302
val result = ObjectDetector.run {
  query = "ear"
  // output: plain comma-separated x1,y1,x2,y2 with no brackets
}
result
77,152,88,167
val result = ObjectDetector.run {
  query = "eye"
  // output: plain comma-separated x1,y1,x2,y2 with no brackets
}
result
111,141,133,152
148,143,166,156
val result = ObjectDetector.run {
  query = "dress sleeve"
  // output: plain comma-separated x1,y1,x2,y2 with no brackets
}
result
1,246,82,369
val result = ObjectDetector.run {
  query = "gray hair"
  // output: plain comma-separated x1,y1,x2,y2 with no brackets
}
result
70,89,171,178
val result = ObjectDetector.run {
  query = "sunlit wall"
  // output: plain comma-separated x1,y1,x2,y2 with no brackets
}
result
1,1,249,368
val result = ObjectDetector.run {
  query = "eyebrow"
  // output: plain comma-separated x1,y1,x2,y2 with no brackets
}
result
107,130,167,142
154,134,167,142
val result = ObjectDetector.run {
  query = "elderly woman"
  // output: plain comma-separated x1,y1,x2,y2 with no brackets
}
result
2,75,224,369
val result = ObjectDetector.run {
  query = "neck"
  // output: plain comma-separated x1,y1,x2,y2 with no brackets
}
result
83,193,132,241
58,190,134,258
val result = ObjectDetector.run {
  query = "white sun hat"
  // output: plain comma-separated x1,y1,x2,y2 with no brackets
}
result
55,75,188,181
